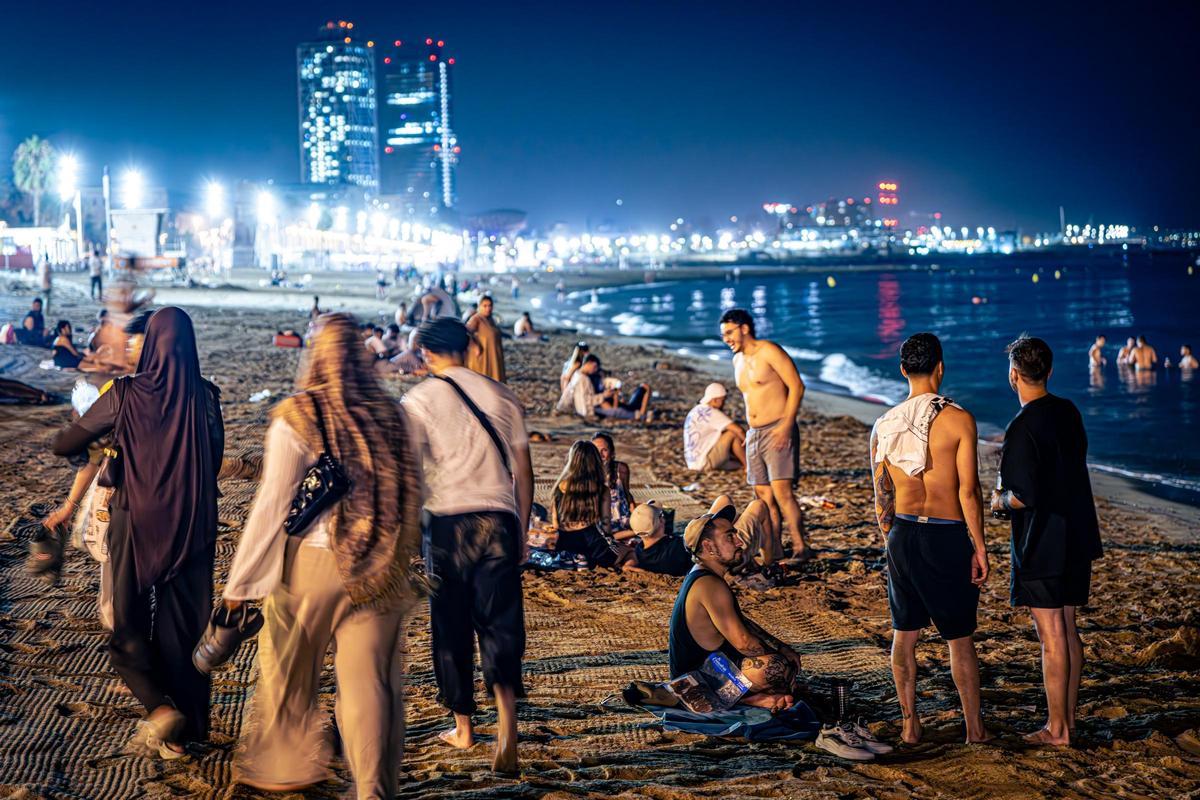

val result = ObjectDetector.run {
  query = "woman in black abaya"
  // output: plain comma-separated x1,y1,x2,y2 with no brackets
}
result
53,307,224,758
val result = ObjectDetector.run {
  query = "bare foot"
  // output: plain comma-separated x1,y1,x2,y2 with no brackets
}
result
901,719,922,745
438,727,475,749
492,732,518,775
1023,727,1070,746
966,729,996,744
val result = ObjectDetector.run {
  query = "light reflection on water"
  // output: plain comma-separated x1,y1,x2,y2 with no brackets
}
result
546,258,1199,494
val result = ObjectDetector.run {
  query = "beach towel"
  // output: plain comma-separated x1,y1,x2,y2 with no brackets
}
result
650,700,820,741
871,393,960,476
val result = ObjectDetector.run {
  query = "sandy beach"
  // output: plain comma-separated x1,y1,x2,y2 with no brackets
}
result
1,274,1199,798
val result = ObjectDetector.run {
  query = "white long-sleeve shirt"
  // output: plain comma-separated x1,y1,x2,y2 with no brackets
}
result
555,370,603,417
224,418,332,601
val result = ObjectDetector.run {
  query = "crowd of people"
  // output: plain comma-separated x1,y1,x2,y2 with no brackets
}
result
1089,333,1198,386
25,270,1112,791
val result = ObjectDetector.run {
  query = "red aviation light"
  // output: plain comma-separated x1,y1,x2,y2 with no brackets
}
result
425,37,433,45
453,146,461,153
394,40,402,46
433,144,441,151
429,54,437,61
385,146,394,154
384,57,391,64
448,58,455,65
437,40,444,47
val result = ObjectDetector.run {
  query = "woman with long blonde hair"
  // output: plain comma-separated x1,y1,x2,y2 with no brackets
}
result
222,314,423,797
550,440,623,568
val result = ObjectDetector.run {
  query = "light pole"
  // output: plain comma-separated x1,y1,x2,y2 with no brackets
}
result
57,153,83,263
102,166,112,270
204,181,225,274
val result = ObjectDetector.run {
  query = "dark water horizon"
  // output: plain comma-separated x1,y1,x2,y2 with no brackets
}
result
539,253,1200,503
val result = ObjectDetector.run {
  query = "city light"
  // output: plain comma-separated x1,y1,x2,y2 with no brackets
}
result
256,190,277,222
119,168,145,209
56,153,79,201
204,181,225,220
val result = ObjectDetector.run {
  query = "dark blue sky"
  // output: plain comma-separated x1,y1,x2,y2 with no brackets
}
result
2,0,1197,230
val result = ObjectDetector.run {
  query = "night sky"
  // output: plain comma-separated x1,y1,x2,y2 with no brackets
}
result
2,0,1197,230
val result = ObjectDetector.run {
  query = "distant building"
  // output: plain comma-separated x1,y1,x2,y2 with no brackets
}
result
377,37,458,216
297,21,378,190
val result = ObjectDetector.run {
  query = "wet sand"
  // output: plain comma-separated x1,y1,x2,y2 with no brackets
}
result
1,279,1198,798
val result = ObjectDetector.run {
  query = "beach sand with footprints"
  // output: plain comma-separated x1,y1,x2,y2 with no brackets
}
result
1,275,1198,798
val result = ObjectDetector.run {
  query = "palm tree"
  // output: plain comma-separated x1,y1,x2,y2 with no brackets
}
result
12,135,56,227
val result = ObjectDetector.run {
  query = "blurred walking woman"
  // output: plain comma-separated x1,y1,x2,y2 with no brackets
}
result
52,307,224,757
222,314,423,798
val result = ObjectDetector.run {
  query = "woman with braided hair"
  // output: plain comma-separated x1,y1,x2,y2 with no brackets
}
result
222,313,424,798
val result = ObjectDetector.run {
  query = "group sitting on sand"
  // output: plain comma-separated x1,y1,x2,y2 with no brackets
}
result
556,341,656,421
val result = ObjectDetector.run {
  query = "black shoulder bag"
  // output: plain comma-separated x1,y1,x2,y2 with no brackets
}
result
284,394,352,536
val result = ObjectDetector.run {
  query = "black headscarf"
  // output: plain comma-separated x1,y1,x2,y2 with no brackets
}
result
114,307,219,591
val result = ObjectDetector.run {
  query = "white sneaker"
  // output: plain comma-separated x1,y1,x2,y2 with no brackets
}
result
815,723,875,761
847,717,894,754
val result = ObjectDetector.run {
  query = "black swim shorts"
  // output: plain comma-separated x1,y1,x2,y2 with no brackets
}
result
1011,559,1092,609
886,517,979,641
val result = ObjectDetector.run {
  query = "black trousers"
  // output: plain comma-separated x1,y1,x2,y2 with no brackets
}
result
90,275,102,298
108,508,214,742
424,510,526,716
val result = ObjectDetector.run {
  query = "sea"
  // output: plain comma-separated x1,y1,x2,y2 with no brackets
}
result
537,253,1200,504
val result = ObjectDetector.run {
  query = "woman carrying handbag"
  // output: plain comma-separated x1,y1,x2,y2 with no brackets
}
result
221,314,423,798
51,307,224,759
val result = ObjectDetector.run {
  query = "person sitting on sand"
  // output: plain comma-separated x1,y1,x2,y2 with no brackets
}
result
621,502,692,576
513,312,543,340
26,298,46,341
870,332,991,745
465,296,506,382
1178,344,1198,370
668,509,802,711
557,355,653,421
684,383,746,473
1130,335,1157,371
364,326,388,359
560,341,590,391
592,432,636,539
51,320,87,369
381,324,402,357
549,440,624,568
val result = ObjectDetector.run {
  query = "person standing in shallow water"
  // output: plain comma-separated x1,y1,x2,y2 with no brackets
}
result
993,335,1102,747
51,307,224,758
402,317,533,774
870,332,991,745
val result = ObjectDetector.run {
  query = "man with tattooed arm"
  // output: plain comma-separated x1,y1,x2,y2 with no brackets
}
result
869,332,992,745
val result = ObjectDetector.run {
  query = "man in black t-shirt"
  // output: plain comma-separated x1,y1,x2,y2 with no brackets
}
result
622,502,692,576
993,336,1102,747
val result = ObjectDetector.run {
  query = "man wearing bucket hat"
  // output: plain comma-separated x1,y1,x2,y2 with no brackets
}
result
683,382,746,474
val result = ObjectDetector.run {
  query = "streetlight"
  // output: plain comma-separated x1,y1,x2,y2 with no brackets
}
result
57,153,84,261
119,168,145,209
204,181,225,220
256,190,277,222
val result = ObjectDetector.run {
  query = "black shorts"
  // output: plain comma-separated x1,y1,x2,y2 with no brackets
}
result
1012,559,1092,608
887,518,979,641
556,524,621,568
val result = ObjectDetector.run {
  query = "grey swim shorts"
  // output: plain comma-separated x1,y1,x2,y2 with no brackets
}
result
745,419,799,486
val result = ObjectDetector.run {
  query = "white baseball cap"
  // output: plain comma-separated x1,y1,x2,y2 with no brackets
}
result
700,383,727,404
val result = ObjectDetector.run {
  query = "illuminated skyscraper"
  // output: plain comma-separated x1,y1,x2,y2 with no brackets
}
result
378,37,458,216
297,21,378,189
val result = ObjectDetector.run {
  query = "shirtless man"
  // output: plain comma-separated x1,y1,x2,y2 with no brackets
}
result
1180,345,1199,370
870,332,991,745
719,308,809,564
669,510,803,712
1130,335,1157,370
1115,336,1136,366
1087,335,1106,370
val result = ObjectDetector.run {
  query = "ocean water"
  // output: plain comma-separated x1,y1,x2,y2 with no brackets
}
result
541,255,1200,501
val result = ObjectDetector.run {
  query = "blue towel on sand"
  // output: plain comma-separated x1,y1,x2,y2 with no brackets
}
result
652,701,820,741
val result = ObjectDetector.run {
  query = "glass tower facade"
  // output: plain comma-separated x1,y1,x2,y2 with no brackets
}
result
378,38,458,216
297,22,378,189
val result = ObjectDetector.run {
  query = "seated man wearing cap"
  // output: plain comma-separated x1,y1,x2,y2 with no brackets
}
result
683,383,746,473
621,502,693,576
668,506,802,710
